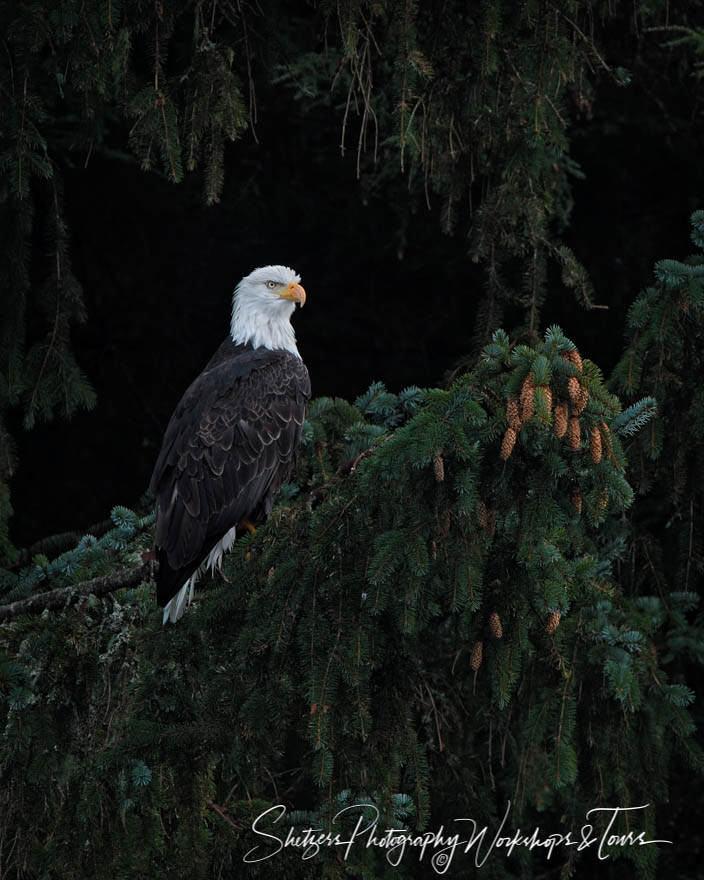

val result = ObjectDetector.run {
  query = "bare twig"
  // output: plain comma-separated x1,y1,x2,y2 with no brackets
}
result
424,681,444,752
205,798,243,832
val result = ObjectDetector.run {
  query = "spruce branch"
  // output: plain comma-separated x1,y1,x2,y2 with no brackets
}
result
0,559,155,623
307,448,376,508
11,518,114,571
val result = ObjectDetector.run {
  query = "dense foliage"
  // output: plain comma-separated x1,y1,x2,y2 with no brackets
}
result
1,1,704,877
1,315,702,878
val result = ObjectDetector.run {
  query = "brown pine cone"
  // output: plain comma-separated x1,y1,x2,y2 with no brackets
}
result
546,611,561,635
500,427,517,460
520,375,536,422
486,508,496,539
437,508,452,539
534,385,552,412
433,453,445,482
570,486,583,514
596,488,609,512
590,427,602,463
506,397,522,431
540,385,553,412
567,416,581,451
488,611,503,639
600,421,613,458
563,349,583,372
574,385,589,415
470,640,483,671
554,401,568,438
567,375,581,405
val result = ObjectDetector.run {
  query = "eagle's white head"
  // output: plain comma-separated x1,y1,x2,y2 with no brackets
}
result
230,264,306,357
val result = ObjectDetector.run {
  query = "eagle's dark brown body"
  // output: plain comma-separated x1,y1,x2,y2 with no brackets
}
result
150,339,310,612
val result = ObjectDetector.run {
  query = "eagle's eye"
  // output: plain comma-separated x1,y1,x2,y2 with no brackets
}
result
266,280,278,289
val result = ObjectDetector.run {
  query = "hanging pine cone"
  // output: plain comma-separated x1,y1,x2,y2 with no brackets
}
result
477,500,488,530
554,401,568,438
500,427,517,460
600,421,613,458
506,397,522,431
437,508,452,539
520,374,536,422
567,375,581,405
521,394,535,424
574,385,589,415
570,486,583,514
596,488,609,512
563,349,583,372
433,452,445,482
546,611,561,635
567,416,581,451
470,640,483,671
539,385,553,412
590,427,602,463
488,611,503,639
486,508,496,539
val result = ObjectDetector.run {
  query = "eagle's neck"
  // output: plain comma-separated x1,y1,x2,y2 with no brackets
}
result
230,297,301,358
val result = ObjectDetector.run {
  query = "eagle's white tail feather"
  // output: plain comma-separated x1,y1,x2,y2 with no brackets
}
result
162,525,239,624
163,574,197,624
206,525,238,572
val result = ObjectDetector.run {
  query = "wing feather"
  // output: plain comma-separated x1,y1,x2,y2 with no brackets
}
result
151,340,311,605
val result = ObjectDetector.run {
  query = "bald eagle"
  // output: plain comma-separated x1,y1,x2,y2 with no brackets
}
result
150,265,310,623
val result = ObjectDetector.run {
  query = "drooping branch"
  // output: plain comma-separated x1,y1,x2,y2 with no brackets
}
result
0,559,156,623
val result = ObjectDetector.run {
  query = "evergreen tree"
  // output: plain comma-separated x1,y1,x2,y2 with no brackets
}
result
1,322,700,878
1,2,703,877
612,210,704,595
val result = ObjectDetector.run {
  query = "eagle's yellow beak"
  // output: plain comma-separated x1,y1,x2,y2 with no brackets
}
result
278,282,306,306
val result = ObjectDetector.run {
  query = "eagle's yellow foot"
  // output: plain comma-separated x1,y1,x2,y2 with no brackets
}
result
237,519,256,560
237,519,257,535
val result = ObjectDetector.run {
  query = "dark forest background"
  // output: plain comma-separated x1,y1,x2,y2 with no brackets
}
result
2,3,704,879
3,0,702,549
